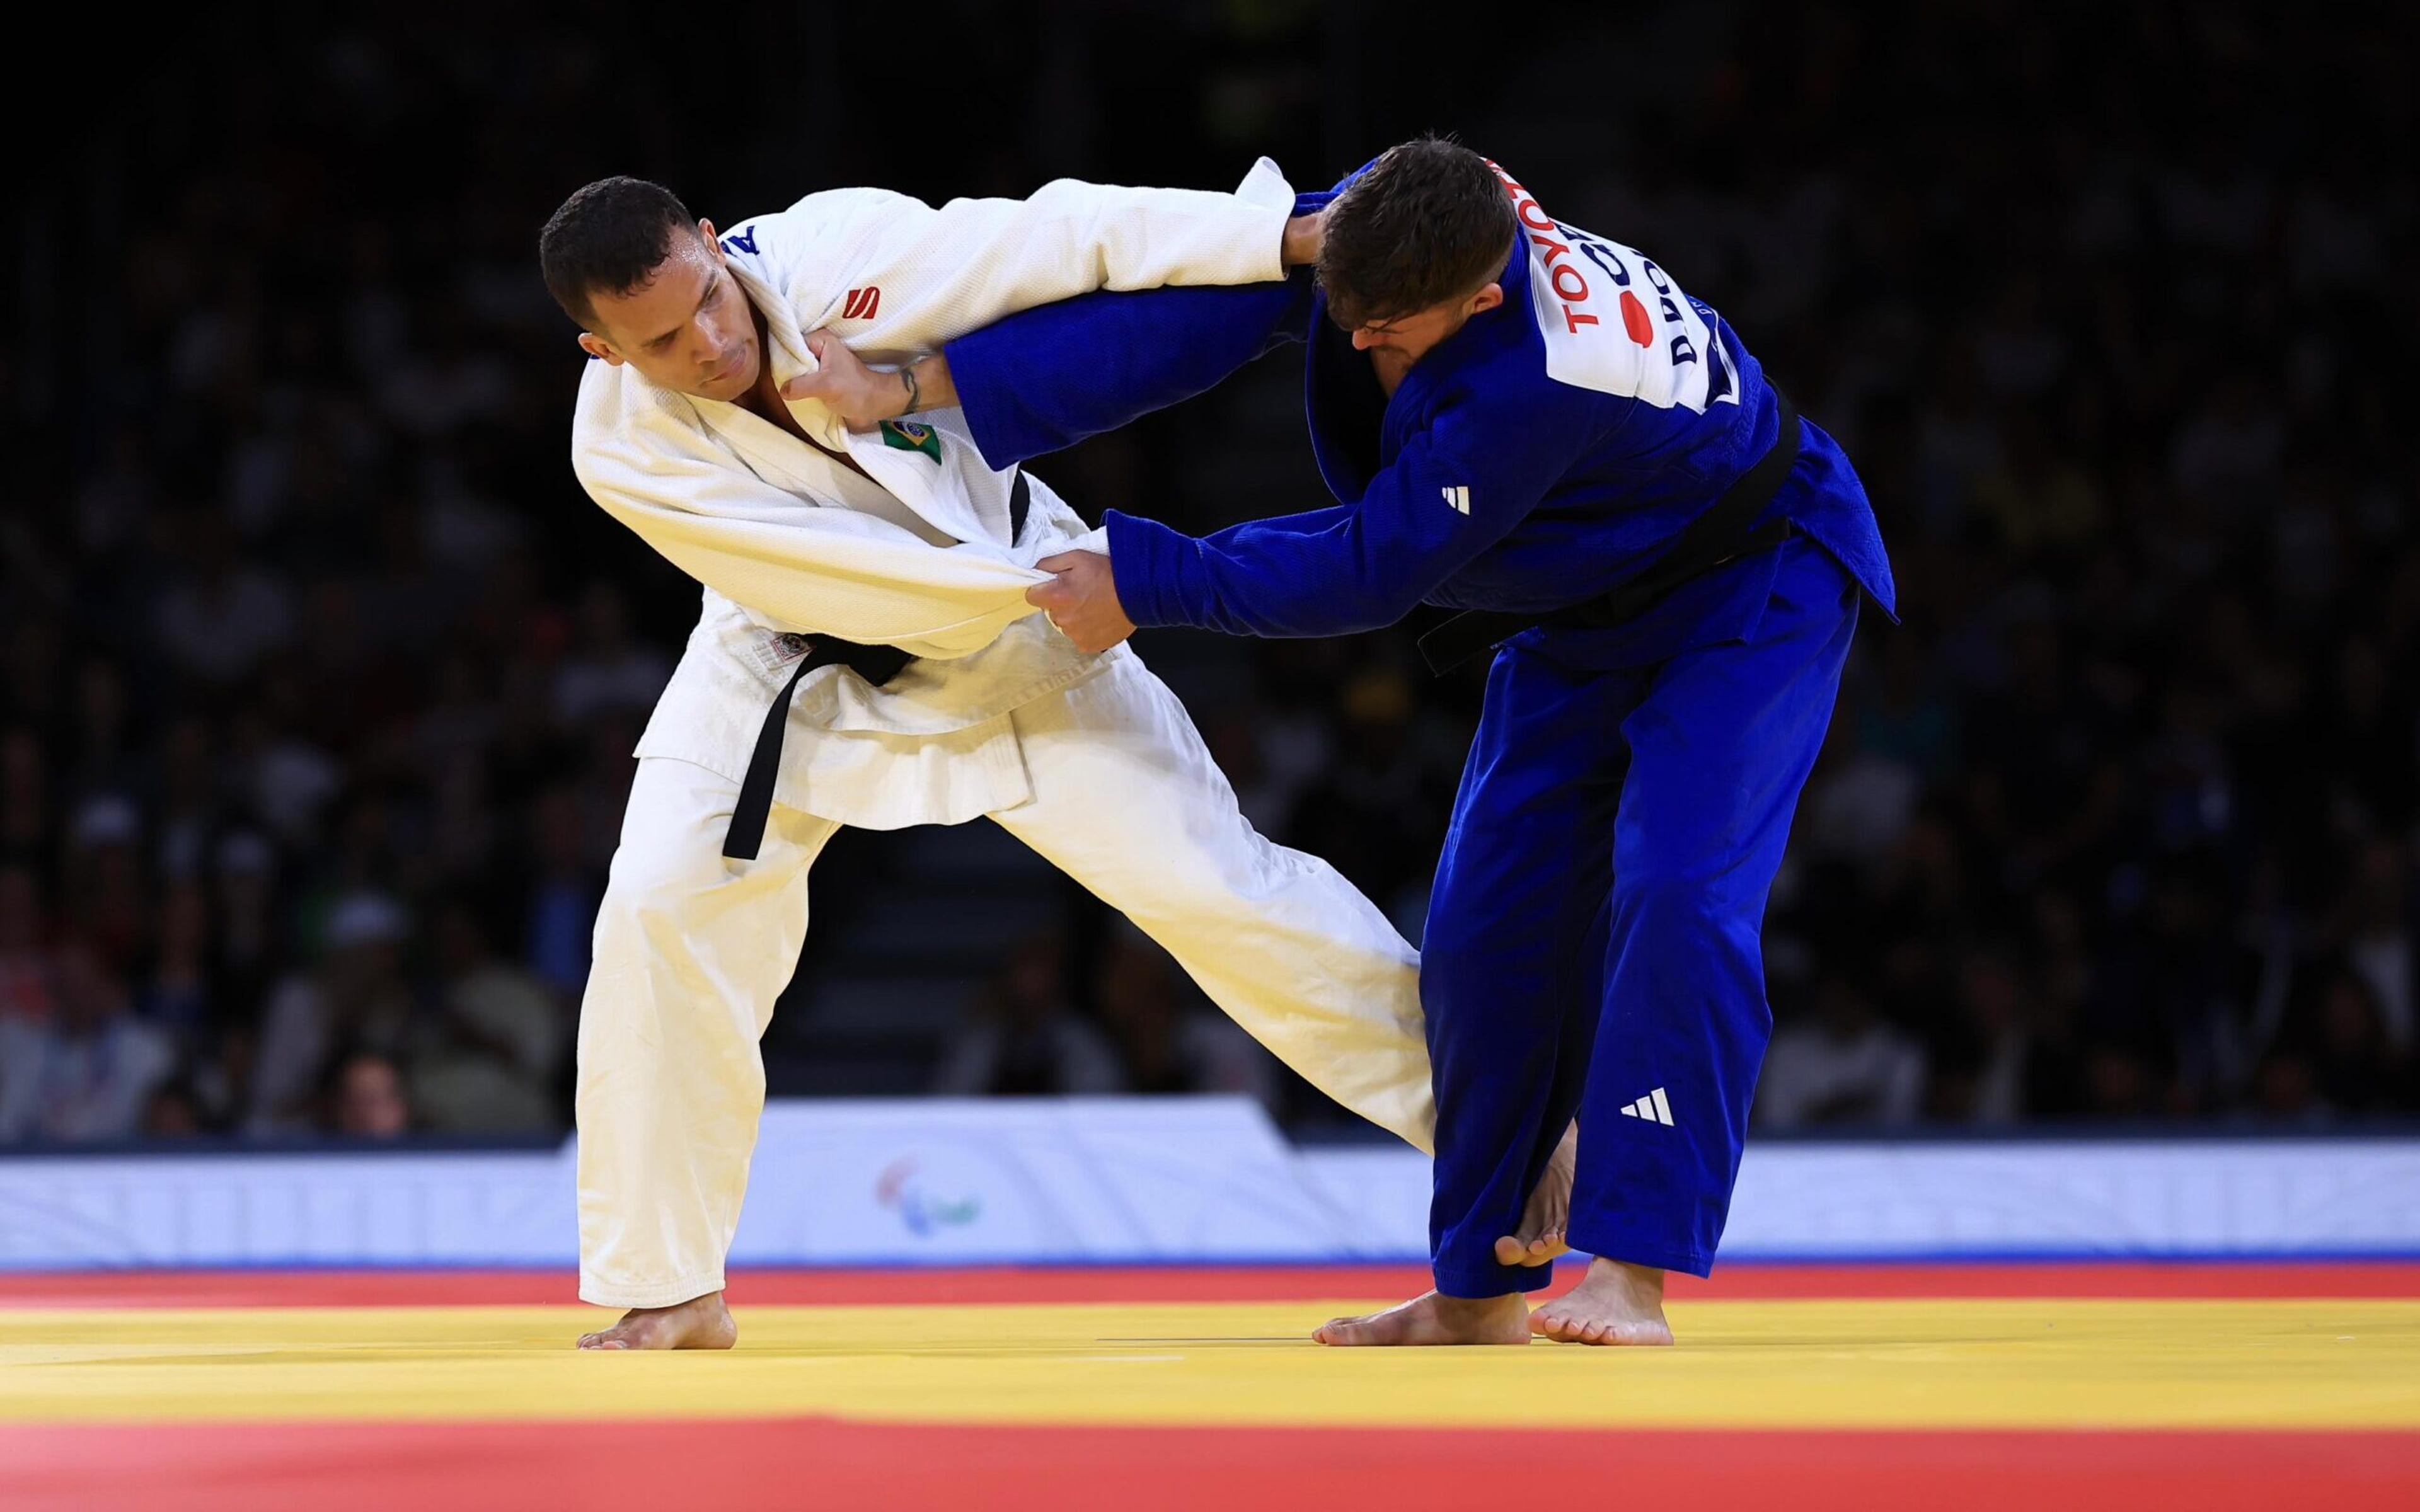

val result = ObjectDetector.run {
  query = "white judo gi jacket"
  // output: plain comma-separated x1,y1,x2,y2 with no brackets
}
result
570,161,1299,829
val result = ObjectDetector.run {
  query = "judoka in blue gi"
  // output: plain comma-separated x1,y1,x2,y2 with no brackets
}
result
800,139,1896,1344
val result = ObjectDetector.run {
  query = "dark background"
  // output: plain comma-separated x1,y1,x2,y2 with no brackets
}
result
1,1,2413,1145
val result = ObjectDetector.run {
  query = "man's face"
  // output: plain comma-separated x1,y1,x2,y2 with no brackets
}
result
1339,280,1506,368
577,220,761,401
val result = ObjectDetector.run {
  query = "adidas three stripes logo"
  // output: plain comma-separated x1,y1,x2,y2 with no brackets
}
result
1618,1087,1675,1125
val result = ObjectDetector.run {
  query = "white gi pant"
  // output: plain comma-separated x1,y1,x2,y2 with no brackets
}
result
574,656,1434,1307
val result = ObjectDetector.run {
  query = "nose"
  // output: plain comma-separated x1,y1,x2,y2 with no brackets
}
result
1351,328,1385,351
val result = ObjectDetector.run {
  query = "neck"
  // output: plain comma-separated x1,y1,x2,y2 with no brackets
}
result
727,297,868,475
735,302,780,421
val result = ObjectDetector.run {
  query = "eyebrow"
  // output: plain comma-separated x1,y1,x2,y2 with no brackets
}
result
642,273,719,350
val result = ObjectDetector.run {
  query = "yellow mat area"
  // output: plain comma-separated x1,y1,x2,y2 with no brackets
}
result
6,1300,2417,1431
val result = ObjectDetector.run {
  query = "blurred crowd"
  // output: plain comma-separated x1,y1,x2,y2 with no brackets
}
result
0,3,2411,1145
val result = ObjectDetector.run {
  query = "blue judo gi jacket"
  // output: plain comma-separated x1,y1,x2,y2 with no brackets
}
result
945,160,1894,657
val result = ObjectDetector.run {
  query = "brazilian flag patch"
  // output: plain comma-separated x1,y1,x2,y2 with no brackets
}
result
878,419,942,462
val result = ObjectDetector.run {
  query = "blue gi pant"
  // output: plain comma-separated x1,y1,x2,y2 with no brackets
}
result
1420,537,1858,1297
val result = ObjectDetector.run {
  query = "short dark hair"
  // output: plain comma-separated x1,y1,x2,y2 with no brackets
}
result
538,176,698,330
1318,137,1518,330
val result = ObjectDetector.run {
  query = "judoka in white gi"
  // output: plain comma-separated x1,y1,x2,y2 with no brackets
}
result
540,164,1436,1349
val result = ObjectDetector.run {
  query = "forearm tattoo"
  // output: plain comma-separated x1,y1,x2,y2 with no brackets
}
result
898,363,922,416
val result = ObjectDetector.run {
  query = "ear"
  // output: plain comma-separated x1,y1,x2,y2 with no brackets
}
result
1468,282,1505,316
699,218,725,265
577,332,623,366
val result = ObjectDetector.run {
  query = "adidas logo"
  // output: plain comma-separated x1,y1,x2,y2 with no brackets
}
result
1441,484,1470,515
1618,1087,1674,1126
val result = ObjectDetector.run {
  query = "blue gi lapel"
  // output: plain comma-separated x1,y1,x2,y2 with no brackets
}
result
1301,240,1540,505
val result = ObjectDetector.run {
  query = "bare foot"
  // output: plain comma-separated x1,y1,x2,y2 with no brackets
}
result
1530,1257,1673,1346
1313,1290,1531,1347
1494,1120,1577,1268
575,1290,738,1350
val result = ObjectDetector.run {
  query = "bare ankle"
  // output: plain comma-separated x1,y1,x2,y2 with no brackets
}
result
1436,1291,1526,1319
1589,1257,1665,1295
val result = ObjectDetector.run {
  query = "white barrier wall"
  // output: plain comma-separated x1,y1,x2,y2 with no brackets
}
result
1299,1138,2420,1261
728,1099,1356,1263
1,1097,2416,1269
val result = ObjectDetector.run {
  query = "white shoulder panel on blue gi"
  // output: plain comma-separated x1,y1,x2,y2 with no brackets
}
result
1490,160,1729,411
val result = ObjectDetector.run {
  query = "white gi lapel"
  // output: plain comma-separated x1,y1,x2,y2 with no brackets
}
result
682,395,831,499
840,421,1010,549
713,256,1002,549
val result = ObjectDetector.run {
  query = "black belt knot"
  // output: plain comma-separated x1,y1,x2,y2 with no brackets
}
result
718,467,1032,860
721,636,914,860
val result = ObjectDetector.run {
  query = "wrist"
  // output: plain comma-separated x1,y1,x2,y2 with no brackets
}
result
1281,210,1325,268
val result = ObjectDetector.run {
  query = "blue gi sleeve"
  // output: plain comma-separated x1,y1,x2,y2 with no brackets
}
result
945,277,1311,467
1105,389,1596,637
945,188,1339,469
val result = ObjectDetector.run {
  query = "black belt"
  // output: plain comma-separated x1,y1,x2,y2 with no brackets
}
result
720,468,1034,861
1415,392,1802,675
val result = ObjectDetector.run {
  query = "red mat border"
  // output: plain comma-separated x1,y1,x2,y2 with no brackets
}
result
4,1421,2415,1512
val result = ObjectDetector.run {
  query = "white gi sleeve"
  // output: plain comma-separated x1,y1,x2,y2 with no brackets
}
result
573,419,1044,658
792,160,1298,356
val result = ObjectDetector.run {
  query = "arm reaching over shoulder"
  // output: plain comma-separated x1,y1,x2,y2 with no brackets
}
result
784,273,1315,454
785,163,1317,362
946,275,1317,468
937,190,1336,469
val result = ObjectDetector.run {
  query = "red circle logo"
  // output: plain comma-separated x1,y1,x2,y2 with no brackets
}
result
1620,290,1654,346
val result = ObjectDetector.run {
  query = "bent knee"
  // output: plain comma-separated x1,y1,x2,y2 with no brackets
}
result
592,842,734,949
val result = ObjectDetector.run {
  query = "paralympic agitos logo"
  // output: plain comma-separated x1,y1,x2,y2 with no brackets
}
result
874,1156,982,1236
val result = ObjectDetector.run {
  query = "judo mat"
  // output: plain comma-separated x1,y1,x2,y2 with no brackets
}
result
3,1263,2416,1510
